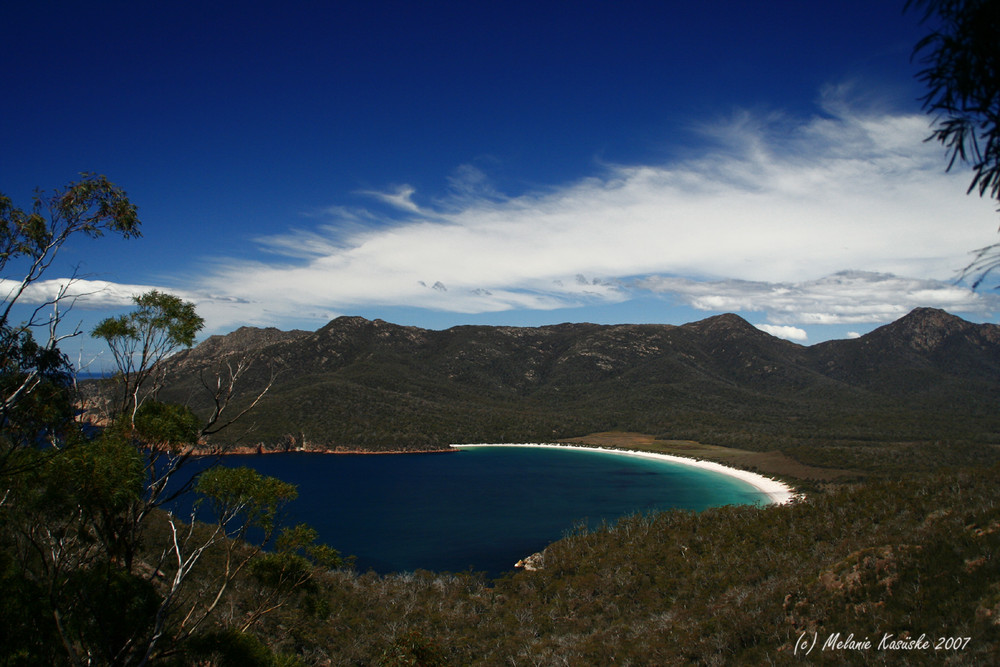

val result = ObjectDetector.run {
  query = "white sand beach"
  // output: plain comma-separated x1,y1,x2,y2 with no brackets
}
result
450,443,797,505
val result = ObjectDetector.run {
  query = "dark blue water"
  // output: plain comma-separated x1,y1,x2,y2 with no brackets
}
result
177,446,767,576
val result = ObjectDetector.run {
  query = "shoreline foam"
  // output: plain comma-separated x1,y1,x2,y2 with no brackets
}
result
450,443,797,505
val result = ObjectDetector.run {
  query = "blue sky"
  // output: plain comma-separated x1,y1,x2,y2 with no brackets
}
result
3,1,999,369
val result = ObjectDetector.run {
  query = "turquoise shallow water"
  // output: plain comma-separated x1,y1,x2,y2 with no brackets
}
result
179,446,768,576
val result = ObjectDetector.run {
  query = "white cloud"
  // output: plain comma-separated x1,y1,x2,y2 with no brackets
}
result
754,324,808,342
637,271,999,325
359,184,423,213
0,278,262,336
18,88,1000,336
0,278,169,309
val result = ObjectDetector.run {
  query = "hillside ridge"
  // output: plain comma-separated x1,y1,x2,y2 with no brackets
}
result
156,308,1000,466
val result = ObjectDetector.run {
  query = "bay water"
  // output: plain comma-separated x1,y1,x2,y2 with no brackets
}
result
177,446,768,576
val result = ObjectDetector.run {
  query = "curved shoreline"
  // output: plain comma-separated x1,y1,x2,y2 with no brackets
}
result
450,443,798,506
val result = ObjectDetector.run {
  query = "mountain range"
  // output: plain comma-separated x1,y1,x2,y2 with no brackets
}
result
155,307,1000,470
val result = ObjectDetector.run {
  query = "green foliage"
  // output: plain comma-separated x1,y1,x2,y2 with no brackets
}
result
0,178,338,665
92,290,203,352
908,0,1000,285
0,327,71,385
0,173,140,279
132,400,201,449
0,434,151,663
60,567,161,664
248,524,343,615
92,289,204,421
240,466,999,665
0,174,140,405
251,551,314,591
0,433,333,664
378,630,447,667
275,523,343,569
0,344,74,457
2,174,140,472
151,313,1000,466
909,0,1000,203
6,173,1000,662
185,629,304,667
0,548,56,664
196,466,298,535
58,433,146,512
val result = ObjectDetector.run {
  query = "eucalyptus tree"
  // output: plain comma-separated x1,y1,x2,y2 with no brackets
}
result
0,177,336,665
907,0,1000,284
92,290,204,425
0,174,140,474
89,290,283,576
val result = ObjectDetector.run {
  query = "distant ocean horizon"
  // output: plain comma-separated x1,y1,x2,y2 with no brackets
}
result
176,446,770,576
75,371,113,380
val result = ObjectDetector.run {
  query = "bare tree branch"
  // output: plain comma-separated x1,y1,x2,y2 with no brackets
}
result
198,356,279,438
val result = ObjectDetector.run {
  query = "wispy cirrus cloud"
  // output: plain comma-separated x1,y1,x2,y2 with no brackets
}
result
358,184,424,214
185,88,998,333
13,87,1000,337
638,271,998,326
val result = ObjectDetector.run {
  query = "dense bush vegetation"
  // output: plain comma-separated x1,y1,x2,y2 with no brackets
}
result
148,311,1000,477
233,465,1000,665
8,453,1000,663
1,177,338,664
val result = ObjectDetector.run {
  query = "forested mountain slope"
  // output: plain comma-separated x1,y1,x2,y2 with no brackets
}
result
155,308,1000,469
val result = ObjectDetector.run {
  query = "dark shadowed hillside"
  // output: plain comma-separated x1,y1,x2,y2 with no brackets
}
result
153,308,1000,470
